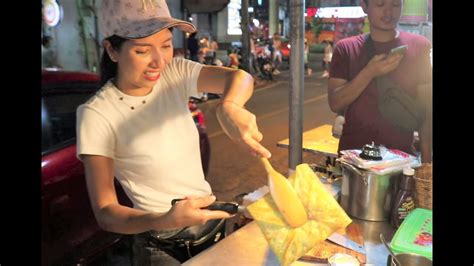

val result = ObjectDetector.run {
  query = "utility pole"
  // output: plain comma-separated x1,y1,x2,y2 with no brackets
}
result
92,0,100,72
183,5,189,59
241,0,251,72
288,0,305,172
269,0,279,36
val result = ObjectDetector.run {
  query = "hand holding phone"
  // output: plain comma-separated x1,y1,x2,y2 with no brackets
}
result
389,45,408,56
171,198,243,215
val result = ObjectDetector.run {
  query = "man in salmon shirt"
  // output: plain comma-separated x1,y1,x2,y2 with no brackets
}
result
327,0,432,163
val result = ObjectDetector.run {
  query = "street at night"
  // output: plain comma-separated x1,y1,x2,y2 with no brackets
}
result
200,68,334,202
40,0,434,265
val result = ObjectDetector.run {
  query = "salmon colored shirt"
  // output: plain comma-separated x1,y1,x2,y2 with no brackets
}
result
330,31,432,155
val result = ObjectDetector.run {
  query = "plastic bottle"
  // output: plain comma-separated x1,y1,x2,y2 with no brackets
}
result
390,167,416,228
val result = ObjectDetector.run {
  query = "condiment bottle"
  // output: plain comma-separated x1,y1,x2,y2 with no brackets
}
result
390,166,416,228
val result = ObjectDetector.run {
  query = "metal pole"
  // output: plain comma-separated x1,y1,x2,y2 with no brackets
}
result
92,0,101,73
269,0,279,37
241,0,251,72
183,6,189,59
288,0,305,172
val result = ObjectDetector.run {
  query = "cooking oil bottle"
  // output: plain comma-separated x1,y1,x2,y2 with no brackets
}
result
390,166,416,228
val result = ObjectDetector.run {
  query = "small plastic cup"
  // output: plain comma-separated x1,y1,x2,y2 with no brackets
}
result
327,253,360,266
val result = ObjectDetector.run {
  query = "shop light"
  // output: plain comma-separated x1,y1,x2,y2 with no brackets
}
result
253,19,260,27
315,6,366,18
43,0,63,27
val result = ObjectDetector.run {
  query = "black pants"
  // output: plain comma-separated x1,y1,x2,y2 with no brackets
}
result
322,60,331,71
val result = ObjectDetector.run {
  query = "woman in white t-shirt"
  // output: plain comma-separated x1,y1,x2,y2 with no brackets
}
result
76,0,271,264
321,40,333,78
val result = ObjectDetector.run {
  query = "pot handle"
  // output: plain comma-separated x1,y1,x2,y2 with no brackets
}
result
339,160,363,176
338,160,368,185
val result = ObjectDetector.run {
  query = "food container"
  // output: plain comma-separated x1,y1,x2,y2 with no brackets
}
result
390,208,432,259
328,253,360,266
339,161,402,221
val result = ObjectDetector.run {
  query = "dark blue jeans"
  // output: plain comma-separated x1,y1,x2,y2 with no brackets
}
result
132,230,182,266
132,220,226,265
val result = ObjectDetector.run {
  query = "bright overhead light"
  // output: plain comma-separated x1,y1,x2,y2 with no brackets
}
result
252,19,260,27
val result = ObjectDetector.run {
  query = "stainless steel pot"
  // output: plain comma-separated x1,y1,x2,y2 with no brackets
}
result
388,253,432,266
339,161,402,221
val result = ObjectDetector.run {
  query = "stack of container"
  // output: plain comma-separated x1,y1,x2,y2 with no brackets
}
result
390,208,432,260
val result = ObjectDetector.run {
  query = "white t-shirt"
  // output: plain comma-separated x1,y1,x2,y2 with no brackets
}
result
76,57,212,213
324,44,333,62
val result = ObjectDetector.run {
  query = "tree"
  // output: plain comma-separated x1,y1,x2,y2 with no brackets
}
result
311,17,324,39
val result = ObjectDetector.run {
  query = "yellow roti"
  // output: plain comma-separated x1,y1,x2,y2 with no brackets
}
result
247,163,352,266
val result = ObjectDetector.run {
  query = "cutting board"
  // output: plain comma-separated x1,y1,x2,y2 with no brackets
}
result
300,222,366,264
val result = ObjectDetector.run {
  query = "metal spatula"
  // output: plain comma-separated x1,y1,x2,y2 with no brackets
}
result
259,157,308,228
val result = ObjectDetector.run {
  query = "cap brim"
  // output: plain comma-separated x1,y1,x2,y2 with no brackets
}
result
116,17,196,39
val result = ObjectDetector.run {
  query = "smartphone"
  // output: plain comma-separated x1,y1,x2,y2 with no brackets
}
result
390,45,408,55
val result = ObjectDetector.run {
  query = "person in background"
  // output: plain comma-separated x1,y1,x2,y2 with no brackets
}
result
327,0,432,163
76,0,272,264
271,32,282,75
203,36,219,65
249,33,260,75
209,36,219,60
321,40,333,78
187,31,199,62
197,36,210,64
304,38,312,75
228,47,240,69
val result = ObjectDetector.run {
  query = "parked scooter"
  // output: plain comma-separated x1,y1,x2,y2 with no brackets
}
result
255,46,273,81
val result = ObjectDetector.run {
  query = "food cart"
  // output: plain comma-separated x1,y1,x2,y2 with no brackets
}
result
183,220,395,265
183,124,397,265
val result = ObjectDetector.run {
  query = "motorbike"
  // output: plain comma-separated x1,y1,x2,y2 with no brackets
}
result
255,46,273,81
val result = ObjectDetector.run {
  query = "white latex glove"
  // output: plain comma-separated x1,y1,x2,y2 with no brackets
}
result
216,101,271,158
332,115,345,138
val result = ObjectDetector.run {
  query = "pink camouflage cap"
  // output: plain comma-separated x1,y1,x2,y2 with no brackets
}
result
99,0,196,40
